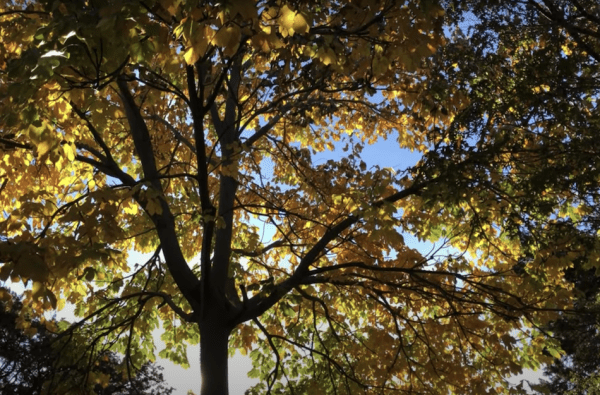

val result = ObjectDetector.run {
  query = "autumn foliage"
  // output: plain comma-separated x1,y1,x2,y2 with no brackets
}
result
0,0,598,394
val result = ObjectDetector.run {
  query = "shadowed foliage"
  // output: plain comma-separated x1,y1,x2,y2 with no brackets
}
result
0,289,174,395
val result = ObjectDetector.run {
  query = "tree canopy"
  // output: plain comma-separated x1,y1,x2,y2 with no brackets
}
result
0,0,598,394
437,0,600,391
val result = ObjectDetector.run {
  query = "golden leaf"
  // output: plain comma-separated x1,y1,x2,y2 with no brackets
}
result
32,281,44,297
124,201,139,215
183,46,200,65
62,143,75,161
278,5,296,37
251,32,271,53
211,25,241,57
318,46,337,66
292,12,310,35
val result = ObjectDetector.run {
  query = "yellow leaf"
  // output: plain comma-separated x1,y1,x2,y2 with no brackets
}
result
185,24,214,64
159,0,180,16
54,100,70,122
62,143,75,161
278,5,296,37
266,32,284,49
0,288,11,302
37,140,54,157
58,2,68,14
23,327,38,336
318,46,337,66
124,201,139,215
292,12,310,35
88,371,111,389
32,281,44,297
27,121,56,156
373,56,389,76
184,46,200,65
212,25,241,57
429,5,445,17
399,51,417,72
251,32,271,53
548,348,562,359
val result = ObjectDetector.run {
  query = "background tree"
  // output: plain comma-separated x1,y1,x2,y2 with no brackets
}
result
1,289,54,394
0,0,596,394
433,0,600,392
0,288,175,395
532,266,600,394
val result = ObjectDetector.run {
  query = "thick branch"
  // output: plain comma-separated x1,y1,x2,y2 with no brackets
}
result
244,110,287,147
0,137,32,150
212,58,242,296
116,77,160,189
116,76,201,311
0,9,49,17
186,64,216,317
134,291,194,322
74,155,135,185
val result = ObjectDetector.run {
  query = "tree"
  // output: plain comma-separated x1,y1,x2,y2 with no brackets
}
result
532,266,600,394
0,288,175,395
1,289,54,394
0,0,596,394
433,0,600,392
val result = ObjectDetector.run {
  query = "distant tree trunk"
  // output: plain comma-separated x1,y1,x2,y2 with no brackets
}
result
199,311,234,395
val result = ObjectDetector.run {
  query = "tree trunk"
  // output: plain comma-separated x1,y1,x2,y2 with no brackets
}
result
199,318,233,395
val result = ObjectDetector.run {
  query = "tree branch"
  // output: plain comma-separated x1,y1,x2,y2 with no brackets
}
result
212,58,243,299
70,102,118,164
116,76,160,189
0,9,49,17
231,240,286,258
235,181,428,324
186,64,216,317
116,76,201,311
74,155,136,185
0,137,32,150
